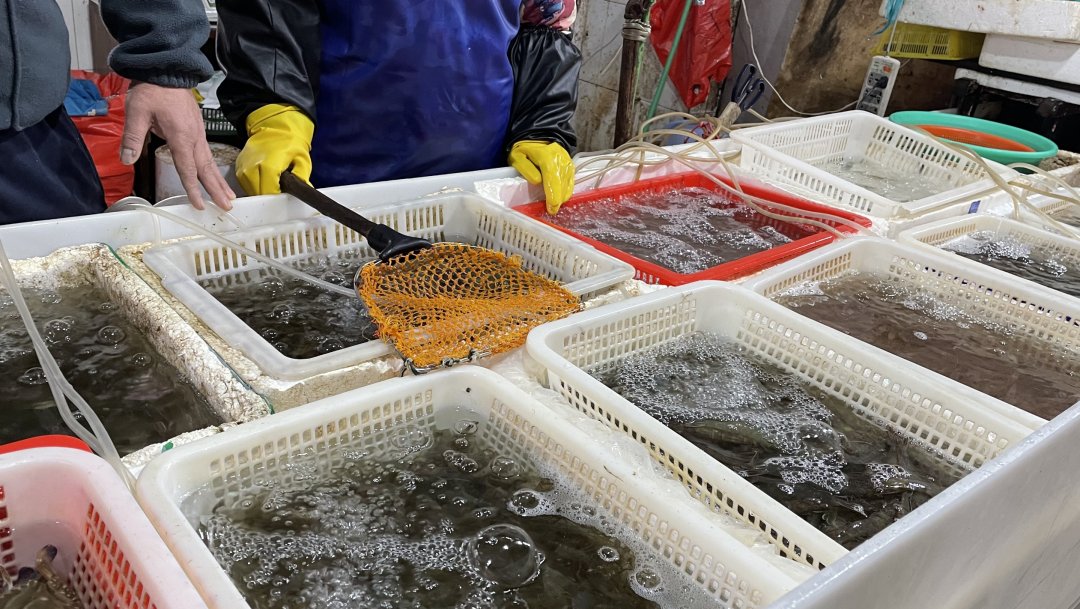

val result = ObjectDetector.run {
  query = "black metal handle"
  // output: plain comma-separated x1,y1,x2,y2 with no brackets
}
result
280,170,378,238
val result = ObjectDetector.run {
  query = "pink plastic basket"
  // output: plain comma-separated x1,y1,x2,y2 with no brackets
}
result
0,448,207,609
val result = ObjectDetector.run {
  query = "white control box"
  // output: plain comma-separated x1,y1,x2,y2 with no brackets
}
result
857,55,902,116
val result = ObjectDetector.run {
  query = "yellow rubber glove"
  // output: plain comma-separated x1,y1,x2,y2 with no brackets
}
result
508,140,575,215
235,104,315,195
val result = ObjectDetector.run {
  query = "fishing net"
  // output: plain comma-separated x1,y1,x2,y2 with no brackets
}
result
357,243,581,371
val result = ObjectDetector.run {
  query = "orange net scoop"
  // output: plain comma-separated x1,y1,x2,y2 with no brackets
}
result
357,243,581,371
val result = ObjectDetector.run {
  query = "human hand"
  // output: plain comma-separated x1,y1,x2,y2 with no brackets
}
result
234,104,315,195
508,140,575,215
121,83,236,210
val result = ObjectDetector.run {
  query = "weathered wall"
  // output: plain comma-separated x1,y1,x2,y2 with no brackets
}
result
769,0,956,117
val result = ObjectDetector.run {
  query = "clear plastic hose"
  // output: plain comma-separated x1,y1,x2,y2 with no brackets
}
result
0,240,134,488
128,203,356,297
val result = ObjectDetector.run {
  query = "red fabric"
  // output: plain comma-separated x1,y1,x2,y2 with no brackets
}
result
69,71,134,205
650,0,733,108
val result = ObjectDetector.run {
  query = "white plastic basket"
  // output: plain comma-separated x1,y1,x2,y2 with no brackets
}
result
745,236,1080,430
142,193,634,381
899,215,1080,297
525,282,1034,573
135,367,797,609
0,447,207,609
731,111,1012,219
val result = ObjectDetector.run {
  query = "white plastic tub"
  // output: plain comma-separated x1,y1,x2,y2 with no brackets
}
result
731,111,1012,219
745,236,1080,430
135,367,798,609
141,192,634,381
525,282,1034,573
899,214,1080,303
0,446,208,609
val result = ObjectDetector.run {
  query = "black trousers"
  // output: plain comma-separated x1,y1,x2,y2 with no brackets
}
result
0,106,106,225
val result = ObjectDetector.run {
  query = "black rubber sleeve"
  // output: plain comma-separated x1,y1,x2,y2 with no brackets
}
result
504,24,582,155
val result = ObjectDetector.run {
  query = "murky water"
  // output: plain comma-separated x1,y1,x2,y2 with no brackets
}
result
199,252,377,360
943,231,1080,299
192,423,722,609
548,187,806,274
0,285,221,453
813,157,951,203
777,272,1080,419
0,545,83,609
596,333,962,550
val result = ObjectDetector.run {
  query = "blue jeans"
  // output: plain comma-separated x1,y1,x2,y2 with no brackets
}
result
0,106,105,224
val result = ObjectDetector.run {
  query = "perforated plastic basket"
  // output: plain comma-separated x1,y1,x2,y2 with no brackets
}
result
512,172,871,285
745,237,1080,430
731,111,1013,219
874,23,985,60
135,367,798,609
525,282,1034,573
142,193,634,381
0,447,207,609
899,215,1080,301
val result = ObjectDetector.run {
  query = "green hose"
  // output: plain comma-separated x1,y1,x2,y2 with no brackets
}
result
646,0,694,122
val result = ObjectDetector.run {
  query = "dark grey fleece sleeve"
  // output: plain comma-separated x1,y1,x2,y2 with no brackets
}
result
101,0,214,88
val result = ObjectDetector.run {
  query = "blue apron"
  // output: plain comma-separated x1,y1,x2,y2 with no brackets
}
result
311,1,520,187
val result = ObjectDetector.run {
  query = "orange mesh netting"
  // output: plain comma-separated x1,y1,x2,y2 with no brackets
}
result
357,243,581,370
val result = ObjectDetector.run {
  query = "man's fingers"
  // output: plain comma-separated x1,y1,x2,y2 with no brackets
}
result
173,141,207,210
120,100,151,166
194,142,235,211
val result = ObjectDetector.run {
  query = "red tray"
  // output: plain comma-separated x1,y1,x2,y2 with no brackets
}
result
0,435,92,456
513,172,871,285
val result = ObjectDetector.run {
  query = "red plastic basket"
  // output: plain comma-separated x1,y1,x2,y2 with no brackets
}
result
512,173,872,285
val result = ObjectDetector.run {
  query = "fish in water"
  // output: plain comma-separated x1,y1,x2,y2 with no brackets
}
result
0,546,81,609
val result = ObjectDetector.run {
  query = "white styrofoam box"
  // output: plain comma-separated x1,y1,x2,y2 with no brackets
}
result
769,399,1080,609
730,111,1012,219
135,367,798,609
0,447,208,609
142,193,634,381
525,281,1035,572
899,215,1080,302
979,34,1080,86
886,0,1080,41
956,67,1080,107
4,244,269,461
744,236,1080,431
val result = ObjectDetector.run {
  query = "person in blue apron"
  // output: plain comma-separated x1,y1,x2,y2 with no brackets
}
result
217,1,580,214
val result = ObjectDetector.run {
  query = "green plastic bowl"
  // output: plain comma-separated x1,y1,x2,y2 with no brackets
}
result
890,111,1058,166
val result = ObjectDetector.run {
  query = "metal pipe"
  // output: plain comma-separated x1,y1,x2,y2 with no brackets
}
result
613,0,657,147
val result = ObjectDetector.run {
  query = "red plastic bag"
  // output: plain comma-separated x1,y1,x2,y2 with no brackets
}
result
650,0,733,108
69,71,133,205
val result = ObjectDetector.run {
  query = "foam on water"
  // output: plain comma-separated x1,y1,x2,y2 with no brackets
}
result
199,251,377,360
596,333,963,549
189,421,727,609
0,285,221,453
778,271,1080,419
549,187,804,275
943,232,1080,299
813,157,950,203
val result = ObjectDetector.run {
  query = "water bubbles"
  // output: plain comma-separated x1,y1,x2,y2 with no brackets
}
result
488,456,522,481
98,301,117,312
129,352,153,367
259,277,285,297
315,337,345,355
267,303,294,321
322,271,348,286
631,567,663,592
18,367,47,386
44,318,74,345
259,328,280,341
453,420,479,436
442,450,479,474
913,331,928,341
453,437,470,449
96,325,126,346
597,546,620,562
390,426,433,456
467,524,543,590
39,291,61,305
